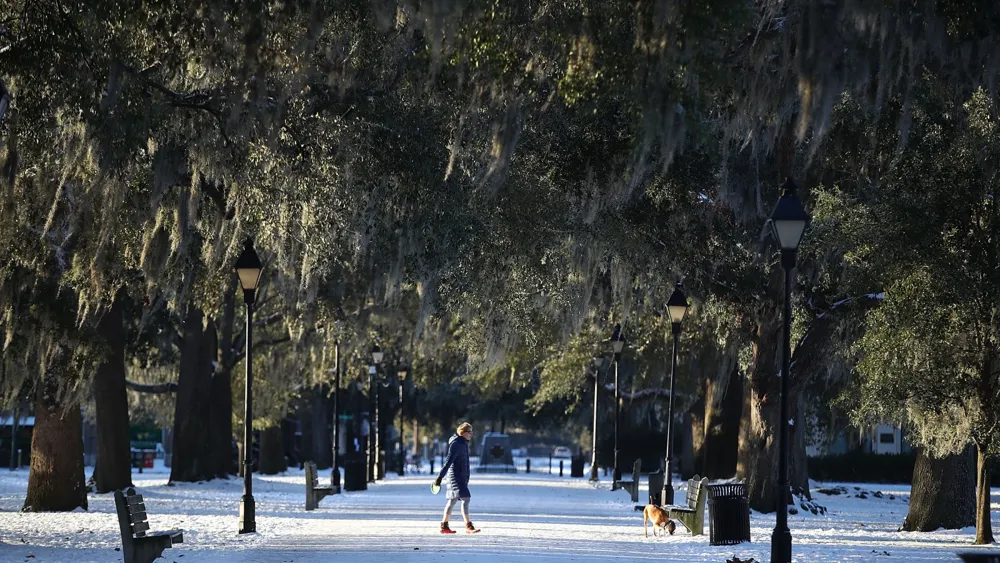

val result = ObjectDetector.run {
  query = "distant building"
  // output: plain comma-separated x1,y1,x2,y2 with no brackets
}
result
807,423,911,457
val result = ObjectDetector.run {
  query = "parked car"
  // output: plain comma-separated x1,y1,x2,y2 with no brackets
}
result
552,446,572,458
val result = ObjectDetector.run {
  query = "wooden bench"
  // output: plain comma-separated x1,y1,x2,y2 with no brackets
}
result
305,460,335,510
663,475,708,535
614,459,642,503
114,487,183,563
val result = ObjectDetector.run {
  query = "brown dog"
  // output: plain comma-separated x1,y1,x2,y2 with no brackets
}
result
643,504,676,537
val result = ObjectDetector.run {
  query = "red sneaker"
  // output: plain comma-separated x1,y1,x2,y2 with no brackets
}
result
440,522,457,534
465,522,480,534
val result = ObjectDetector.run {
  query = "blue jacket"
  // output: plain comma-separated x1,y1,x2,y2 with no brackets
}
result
437,434,471,499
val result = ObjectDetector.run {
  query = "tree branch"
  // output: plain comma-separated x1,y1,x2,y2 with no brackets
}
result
197,177,235,219
118,62,231,145
126,380,178,394
255,312,284,327
601,383,690,404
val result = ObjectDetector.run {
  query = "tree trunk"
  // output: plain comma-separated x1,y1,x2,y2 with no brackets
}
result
688,392,706,478
300,402,315,463
901,446,975,532
23,374,88,511
788,390,810,498
236,439,245,478
91,294,132,493
169,306,218,482
737,309,782,513
207,288,236,479
206,352,233,479
9,397,20,471
258,425,287,475
735,125,802,512
702,365,742,479
975,444,995,544
413,419,420,460
310,387,332,469
786,300,867,499
677,413,696,479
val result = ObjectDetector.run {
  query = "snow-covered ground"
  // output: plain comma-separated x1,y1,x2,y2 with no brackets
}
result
1,459,998,562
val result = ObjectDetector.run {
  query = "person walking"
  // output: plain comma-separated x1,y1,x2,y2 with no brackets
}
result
434,422,479,534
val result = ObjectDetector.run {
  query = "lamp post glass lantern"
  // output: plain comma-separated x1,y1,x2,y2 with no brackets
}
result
769,178,809,563
661,282,689,506
611,324,624,484
235,239,262,535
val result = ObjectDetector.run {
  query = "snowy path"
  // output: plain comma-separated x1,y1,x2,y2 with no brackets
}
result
2,463,1000,562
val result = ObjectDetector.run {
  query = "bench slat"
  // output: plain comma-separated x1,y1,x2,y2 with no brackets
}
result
132,521,150,532
129,503,147,515
126,494,144,505
130,510,148,523
146,529,182,539
686,482,702,509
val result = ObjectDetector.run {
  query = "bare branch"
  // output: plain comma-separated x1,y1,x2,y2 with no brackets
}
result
118,62,231,145
601,383,690,404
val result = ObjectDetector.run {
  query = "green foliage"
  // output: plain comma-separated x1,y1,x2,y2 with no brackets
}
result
848,82,1000,457
5,1,1000,471
855,271,977,456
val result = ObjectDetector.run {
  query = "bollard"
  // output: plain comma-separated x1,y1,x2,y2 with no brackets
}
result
549,454,552,474
559,460,564,477
17,449,22,468
430,459,435,475
604,466,608,477
526,458,531,473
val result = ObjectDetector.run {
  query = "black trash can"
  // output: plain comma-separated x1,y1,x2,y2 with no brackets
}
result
707,483,750,546
570,456,585,478
647,470,665,506
344,453,367,491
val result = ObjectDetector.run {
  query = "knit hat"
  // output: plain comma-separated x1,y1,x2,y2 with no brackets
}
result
457,422,473,435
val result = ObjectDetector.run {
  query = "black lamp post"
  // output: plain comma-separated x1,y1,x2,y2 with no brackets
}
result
235,239,263,535
769,178,809,563
397,369,407,476
369,344,384,482
611,324,625,484
330,340,341,491
589,355,601,482
661,282,689,506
